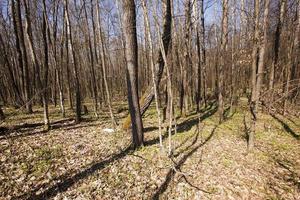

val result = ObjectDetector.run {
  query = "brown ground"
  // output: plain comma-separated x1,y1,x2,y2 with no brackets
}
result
0,99,299,200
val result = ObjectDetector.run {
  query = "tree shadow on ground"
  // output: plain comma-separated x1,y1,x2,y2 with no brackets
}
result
0,117,97,140
274,159,300,191
173,132,195,152
270,113,299,140
260,151,300,196
151,126,218,199
176,105,218,134
173,122,202,157
144,104,217,146
223,106,236,120
144,126,158,133
18,145,133,200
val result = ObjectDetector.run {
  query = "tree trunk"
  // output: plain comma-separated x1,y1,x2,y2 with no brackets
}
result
122,0,144,148
11,0,26,108
96,0,117,127
284,1,299,114
64,0,81,123
291,0,300,98
84,0,98,117
269,0,286,90
153,0,175,155
42,0,50,131
256,0,270,105
122,0,171,129
249,0,269,151
15,0,33,114
249,0,261,151
218,0,229,122
230,1,237,112
181,0,191,117
142,0,163,148
194,0,206,112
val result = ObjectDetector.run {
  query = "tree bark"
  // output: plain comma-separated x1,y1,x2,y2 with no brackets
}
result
15,0,32,113
122,0,171,129
249,0,261,151
42,0,50,131
142,0,163,148
64,0,81,123
84,0,98,117
283,0,300,114
96,0,117,127
122,0,144,148
249,0,269,151
218,0,229,122
269,0,286,90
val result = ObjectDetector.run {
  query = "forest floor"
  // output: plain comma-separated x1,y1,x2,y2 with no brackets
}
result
0,98,300,200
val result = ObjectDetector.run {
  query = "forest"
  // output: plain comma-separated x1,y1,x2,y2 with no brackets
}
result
0,0,299,199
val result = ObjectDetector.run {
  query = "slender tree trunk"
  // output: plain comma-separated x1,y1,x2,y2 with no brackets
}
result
269,0,286,90
64,0,81,123
199,0,207,107
249,0,269,151
240,0,246,48
0,34,23,107
193,0,201,112
256,0,270,105
24,0,43,111
230,1,237,113
96,0,117,127
122,0,172,129
218,0,229,122
42,0,50,131
63,6,73,111
122,0,144,148
249,0,261,151
142,0,163,148
15,0,32,114
84,0,98,117
194,0,206,112
181,0,191,117
291,0,300,98
11,0,26,108
153,0,175,155
284,1,299,114
58,23,66,117
91,0,103,109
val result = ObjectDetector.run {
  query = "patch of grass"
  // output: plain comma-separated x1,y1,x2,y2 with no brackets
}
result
255,131,266,140
206,185,219,194
33,160,51,176
31,145,63,176
270,139,293,151
34,145,63,160
221,155,234,168
256,151,269,162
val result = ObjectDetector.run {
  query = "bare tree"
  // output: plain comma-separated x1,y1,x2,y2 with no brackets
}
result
83,0,98,117
122,0,172,130
283,0,300,114
122,0,144,148
218,0,229,122
16,0,32,113
95,0,117,127
249,0,270,151
42,0,50,131
142,0,163,148
64,0,81,123
269,0,287,90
